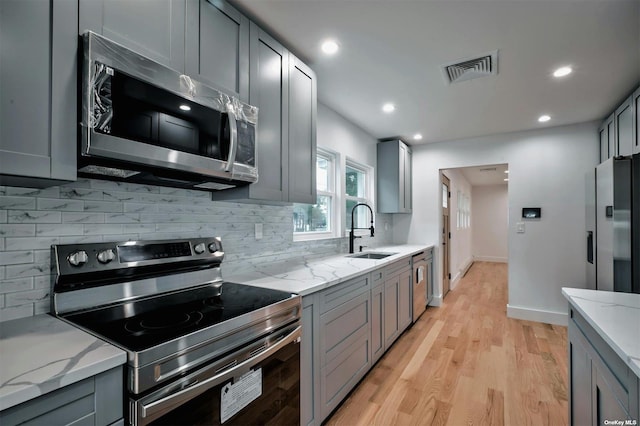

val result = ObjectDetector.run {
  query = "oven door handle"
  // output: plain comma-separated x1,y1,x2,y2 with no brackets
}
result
137,325,301,423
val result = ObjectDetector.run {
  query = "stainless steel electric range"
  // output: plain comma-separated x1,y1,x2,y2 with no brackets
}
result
51,237,301,426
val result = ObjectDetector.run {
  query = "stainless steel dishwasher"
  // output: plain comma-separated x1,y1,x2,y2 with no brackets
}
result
412,252,427,322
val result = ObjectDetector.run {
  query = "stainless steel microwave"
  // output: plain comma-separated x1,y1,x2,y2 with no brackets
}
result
78,31,258,191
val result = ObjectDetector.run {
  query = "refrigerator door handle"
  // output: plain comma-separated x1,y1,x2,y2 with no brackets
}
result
587,231,594,264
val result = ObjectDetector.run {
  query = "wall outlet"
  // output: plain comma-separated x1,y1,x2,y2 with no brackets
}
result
255,223,263,240
516,222,525,233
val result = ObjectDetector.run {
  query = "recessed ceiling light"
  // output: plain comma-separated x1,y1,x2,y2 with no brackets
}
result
321,40,339,55
538,114,551,123
553,66,573,78
504,170,509,174
504,178,509,182
179,104,191,111
413,133,423,140
382,103,395,113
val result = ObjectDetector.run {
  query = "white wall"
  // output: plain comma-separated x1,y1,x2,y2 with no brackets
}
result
317,103,393,244
442,169,473,288
394,121,599,324
472,184,508,262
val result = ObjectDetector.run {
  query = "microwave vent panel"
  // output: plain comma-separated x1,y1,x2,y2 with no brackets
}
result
441,50,498,85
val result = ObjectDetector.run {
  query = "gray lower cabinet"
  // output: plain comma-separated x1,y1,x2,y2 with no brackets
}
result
377,139,412,213
301,294,319,426
0,367,124,426
383,258,412,349
568,307,640,425
185,0,249,101
425,248,434,305
319,291,371,419
302,258,416,425
371,270,385,364
0,0,77,188
79,0,186,73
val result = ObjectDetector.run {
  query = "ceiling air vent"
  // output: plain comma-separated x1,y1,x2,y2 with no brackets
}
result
441,50,498,85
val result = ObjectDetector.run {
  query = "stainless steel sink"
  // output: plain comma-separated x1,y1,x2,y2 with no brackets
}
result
348,252,397,259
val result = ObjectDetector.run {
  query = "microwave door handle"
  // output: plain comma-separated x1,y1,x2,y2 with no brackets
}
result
224,107,238,173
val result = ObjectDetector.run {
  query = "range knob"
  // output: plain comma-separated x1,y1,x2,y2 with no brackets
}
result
68,250,88,267
194,243,206,254
208,242,217,253
97,249,116,264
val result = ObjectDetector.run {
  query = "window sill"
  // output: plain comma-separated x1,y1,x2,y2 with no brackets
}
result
293,231,338,242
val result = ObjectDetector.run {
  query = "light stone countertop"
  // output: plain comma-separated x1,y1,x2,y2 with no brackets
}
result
0,244,432,412
0,314,126,411
562,288,640,378
224,244,433,296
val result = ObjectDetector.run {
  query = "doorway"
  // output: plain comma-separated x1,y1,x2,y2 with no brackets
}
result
441,173,451,297
440,164,509,301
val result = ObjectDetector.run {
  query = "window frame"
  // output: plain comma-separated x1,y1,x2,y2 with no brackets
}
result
293,148,339,241
344,158,374,236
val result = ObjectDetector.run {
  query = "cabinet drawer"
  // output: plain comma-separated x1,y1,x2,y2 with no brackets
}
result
320,292,370,365
320,333,370,419
320,275,370,313
371,268,384,287
0,367,123,426
385,257,411,278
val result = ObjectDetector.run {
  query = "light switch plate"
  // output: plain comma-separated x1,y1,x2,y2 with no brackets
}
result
516,222,525,233
255,223,263,240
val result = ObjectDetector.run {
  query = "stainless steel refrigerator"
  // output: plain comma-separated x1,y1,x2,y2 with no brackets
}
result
592,154,640,293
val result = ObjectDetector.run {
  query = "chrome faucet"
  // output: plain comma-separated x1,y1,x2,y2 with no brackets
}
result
349,203,374,254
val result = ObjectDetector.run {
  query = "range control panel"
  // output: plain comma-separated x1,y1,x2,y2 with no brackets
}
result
53,237,224,276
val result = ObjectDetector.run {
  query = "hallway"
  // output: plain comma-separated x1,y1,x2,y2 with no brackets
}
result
325,262,568,425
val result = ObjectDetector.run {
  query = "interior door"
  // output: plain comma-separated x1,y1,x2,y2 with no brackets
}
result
441,173,451,297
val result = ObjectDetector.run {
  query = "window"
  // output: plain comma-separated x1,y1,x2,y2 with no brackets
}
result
457,191,470,229
345,160,373,231
293,150,336,238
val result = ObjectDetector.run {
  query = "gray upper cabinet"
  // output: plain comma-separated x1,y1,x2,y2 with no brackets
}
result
213,23,289,203
599,114,615,162
186,0,249,101
634,87,640,155
79,0,186,72
615,95,633,157
599,121,609,163
211,23,317,205
377,139,412,213
0,0,77,188
599,84,640,162
288,55,318,204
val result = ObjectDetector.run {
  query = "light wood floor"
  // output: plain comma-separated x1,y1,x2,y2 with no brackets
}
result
325,262,568,426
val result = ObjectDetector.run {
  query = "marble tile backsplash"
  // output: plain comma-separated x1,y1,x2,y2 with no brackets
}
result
0,179,391,322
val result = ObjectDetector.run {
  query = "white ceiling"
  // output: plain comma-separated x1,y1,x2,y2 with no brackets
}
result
457,164,509,186
232,0,640,145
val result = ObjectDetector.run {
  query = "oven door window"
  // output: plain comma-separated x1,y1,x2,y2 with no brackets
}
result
148,339,299,426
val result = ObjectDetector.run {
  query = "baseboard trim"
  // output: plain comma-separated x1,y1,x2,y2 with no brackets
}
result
506,304,567,326
450,258,474,291
461,259,474,277
473,256,508,263
429,296,443,307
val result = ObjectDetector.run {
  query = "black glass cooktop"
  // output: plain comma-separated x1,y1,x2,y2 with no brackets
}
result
63,283,293,351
